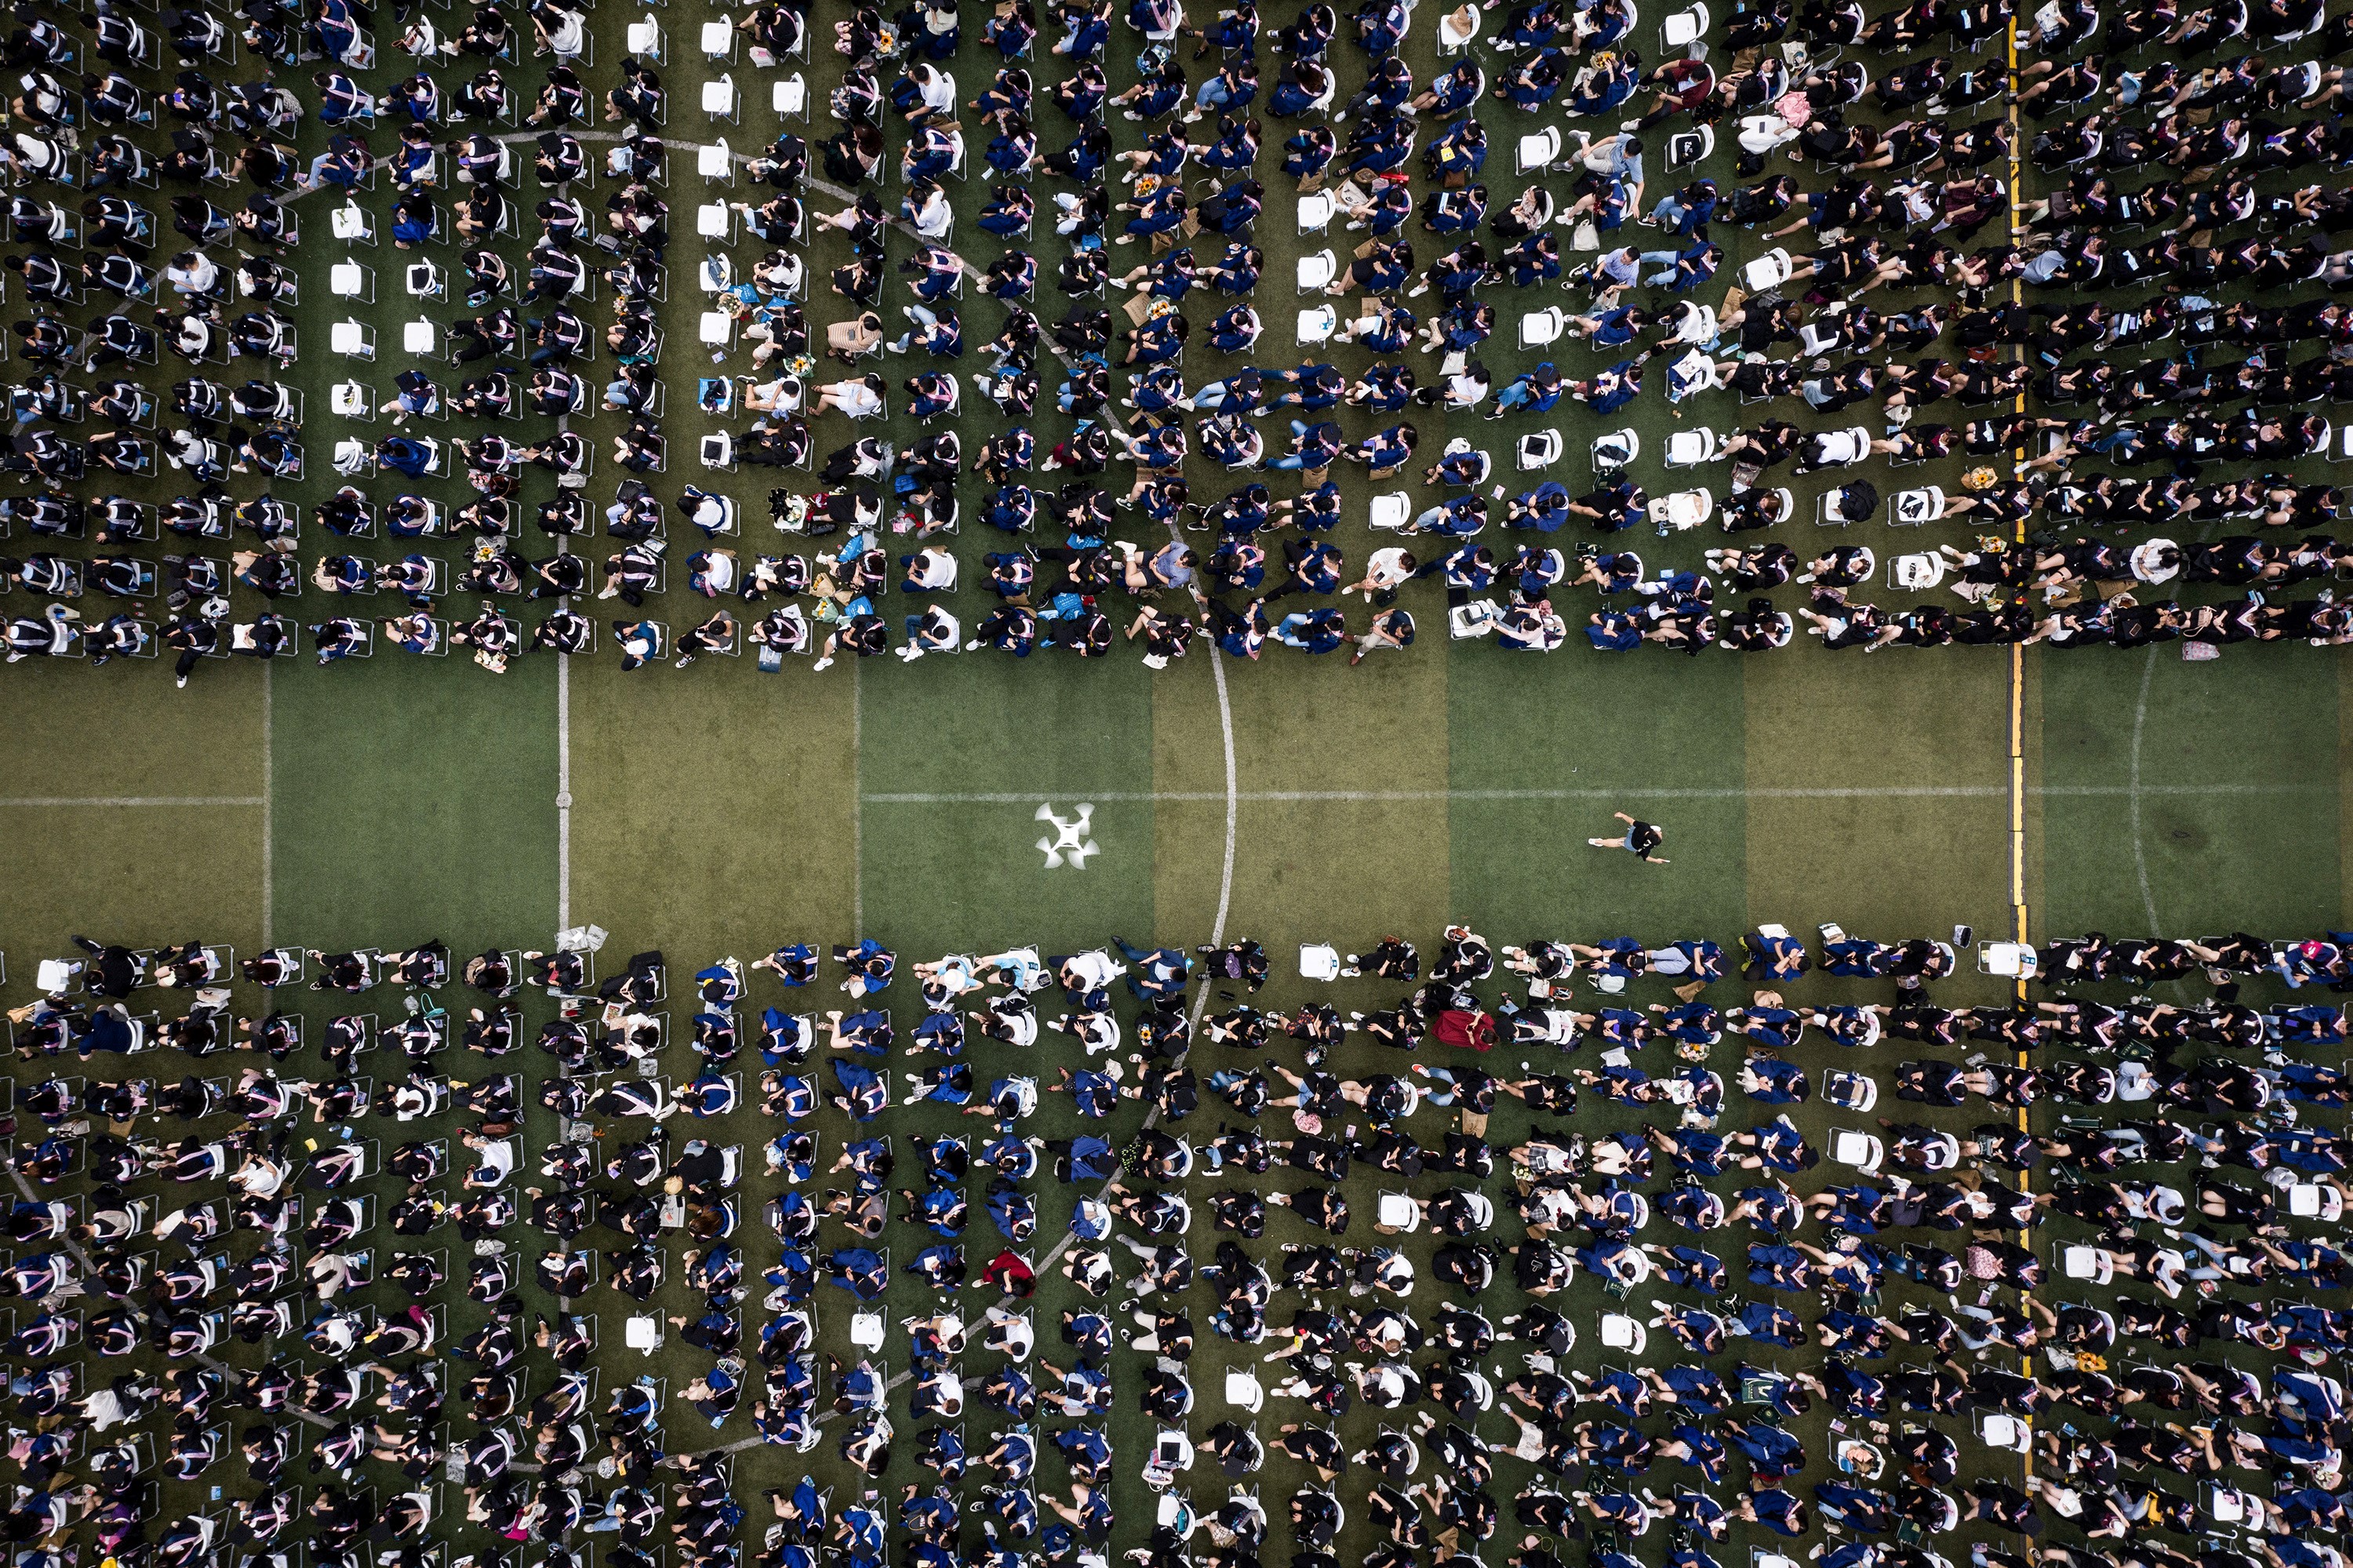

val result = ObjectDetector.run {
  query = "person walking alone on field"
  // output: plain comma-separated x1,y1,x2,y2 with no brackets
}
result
1590,811,1668,863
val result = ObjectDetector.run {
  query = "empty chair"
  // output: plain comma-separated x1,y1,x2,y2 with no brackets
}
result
2062,1244,2113,1282
697,139,733,183
2203,1486,2271,1533
697,202,733,239
1517,307,1567,348
1663,427,1719,466
773,73,809,118
624,11,664,57
1598,1315,1646,1353
329,259,374,302
699,433,736,469
331,202,376,245
1831,1130,1882,1171
1448,600,1503,639
701,74,738,121
1667,124,1715,166
330,320,376,359
699,16,734,56
1742,247,1794,290
699,311,735,347
2289,1183,2345,1221
1889,486,1946,526
1296,249,1337,292
1298,944,1341,980
1974,941,2038,977
1821,1069,1876,1111
1889,551,1944,589
1297,304,1337,344
1375,1193,1420,1231
402,320,437,355
1368,493,1412,530
1224,1370,1264,1411
1661,0,1709,49
1518,430,1563,470
1297,191,1335,232
1515,126,1562,173
1591,427,1640,471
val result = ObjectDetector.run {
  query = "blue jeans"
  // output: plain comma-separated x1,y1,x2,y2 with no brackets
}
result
1266,419,1316,471
1195,75,1234,109
1639,249,1685,287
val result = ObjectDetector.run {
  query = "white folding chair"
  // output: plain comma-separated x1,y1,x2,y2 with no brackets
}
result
1598,1315,1646,1353
1742,247,1794,290
1974,941,2038,977
1977,1413,2031,1453
1591,428,1640,471
329,259,374,303
1831,1130,1882,1171
1888,486,1945,526
1661,0,1710,50
1518,430,1563,470
1646,489,1714,532
330,202,376,245
1663,427,1719,466
1515,126,1562,173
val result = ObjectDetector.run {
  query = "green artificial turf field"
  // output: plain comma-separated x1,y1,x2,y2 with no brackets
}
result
4,0,2353,1561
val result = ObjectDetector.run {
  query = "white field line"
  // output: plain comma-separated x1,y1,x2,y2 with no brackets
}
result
861,784,2324,805
0,796,269,806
